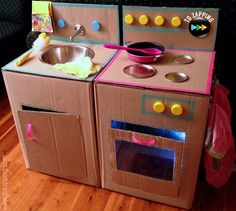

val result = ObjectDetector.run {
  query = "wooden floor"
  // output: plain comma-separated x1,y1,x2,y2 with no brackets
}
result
0,88,236,211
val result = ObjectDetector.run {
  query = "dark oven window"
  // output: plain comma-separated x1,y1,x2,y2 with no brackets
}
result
115,140,175,181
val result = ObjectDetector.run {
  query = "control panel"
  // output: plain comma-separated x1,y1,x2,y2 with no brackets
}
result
123,6,219,50
142,94,195,120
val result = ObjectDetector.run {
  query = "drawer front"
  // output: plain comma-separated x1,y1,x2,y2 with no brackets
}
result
108,127,183,197
17,110,87,179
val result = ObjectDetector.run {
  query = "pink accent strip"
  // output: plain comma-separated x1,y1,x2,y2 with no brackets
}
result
132,135,156,146
205,51,216,95
96,49,215,95
94,50,121,81
96,78,210,95
27,123,34,141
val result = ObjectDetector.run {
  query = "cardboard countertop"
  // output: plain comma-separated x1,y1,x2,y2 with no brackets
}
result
95,49,215,95
2,40,117,82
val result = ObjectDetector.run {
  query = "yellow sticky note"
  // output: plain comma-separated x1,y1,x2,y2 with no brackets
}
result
32,1,52,15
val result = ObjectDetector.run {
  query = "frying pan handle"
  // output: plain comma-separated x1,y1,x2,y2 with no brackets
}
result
154,55,161,61
154,51,166,61
124,41,132,47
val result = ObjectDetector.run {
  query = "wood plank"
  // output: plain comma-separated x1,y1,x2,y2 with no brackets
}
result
72,187,111,211
0,161,41,210
0,112,14,136
0,125,19,162
41,181,83,211
103,192,134,211
5,144,25,165
0,89,11,117
71,186,111,211
12,175,60,210
83,188,111,211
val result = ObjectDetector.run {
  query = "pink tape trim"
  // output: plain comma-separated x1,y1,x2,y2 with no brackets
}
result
94,50,121,81
96,78,209,95
27,123,33,141
96,49,215,95
205,51,216,95
132,135,156,146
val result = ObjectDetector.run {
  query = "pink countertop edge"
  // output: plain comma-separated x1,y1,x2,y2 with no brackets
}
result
95,49,216,95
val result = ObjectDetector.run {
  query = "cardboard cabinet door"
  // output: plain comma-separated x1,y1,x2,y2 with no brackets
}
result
17,110,87,179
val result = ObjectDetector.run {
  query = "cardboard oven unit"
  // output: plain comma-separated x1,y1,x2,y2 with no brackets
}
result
94,83,209,209
93,6,218,208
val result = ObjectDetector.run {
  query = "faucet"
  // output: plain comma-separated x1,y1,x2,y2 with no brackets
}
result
69,24,86,42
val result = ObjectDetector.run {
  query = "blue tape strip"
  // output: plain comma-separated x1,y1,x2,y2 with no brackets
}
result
123,6,218,14
53,2,118,9
50,36,119,45
124,26,185,33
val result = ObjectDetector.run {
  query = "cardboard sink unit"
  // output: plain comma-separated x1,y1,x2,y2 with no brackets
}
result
2,3,120,187
1,3,219,210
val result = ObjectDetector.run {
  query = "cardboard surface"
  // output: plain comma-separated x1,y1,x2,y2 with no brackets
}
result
52,3,120,44
3,40,117,82
96,49,215,95
95,83,210,209
3,71,100,186
123,6,219,51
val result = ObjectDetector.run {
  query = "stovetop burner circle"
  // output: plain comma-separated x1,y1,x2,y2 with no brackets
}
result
123,64,157,78
165,72,189,83
172,55,194,64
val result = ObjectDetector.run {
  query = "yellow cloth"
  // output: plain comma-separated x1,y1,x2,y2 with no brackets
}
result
53,57,101,79
32,1,52,15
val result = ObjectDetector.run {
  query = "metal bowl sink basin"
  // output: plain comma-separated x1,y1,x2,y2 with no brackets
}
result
40,45,95,65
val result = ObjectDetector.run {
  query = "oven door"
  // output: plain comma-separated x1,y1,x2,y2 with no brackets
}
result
108,127,184,197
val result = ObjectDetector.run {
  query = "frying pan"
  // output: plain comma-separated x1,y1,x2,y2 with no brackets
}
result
124,42,166,63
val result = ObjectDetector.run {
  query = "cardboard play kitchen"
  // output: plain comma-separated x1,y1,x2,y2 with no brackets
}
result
95,6,218,209
2,1,220,209
2,2,119,187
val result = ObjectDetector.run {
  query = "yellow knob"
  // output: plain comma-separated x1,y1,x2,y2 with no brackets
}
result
125,14,134,25
171,16,182,27
139,15,149,25
155,15,165,26
171,104,183,116
153,101,165,113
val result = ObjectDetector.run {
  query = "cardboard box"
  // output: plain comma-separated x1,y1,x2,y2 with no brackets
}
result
3,71,100,186
94,83,210,209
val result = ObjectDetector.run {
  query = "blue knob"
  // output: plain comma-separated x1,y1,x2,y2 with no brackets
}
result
57,19,66,28
92,21,101,31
